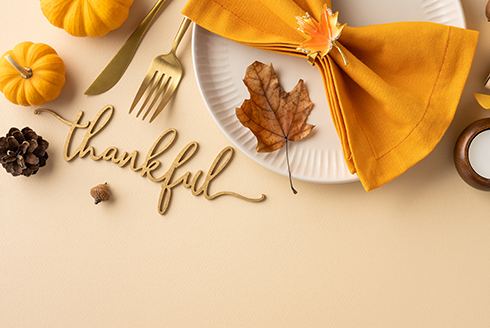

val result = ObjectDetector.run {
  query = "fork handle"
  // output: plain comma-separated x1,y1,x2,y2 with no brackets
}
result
170,17,192,53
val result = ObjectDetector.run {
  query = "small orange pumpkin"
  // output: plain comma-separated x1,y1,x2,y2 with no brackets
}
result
0,42,66,106
40,0,134,38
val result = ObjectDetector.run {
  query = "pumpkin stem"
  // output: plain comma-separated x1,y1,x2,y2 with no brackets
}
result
4,54,32,79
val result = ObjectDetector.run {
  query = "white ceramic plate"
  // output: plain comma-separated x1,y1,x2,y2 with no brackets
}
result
191,0,466,184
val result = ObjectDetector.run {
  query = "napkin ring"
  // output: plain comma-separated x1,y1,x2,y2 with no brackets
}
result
296,6,348,66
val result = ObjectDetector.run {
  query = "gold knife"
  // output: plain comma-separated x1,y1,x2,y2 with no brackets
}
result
85,0,169,95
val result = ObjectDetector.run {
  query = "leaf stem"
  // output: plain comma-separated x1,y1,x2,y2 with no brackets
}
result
285,139,298,194
332,42,348,66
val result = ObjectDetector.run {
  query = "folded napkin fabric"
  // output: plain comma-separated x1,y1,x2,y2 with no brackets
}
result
183,0,478,191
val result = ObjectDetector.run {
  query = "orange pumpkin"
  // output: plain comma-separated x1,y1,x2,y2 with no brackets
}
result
40,0,134,38
0,42,66,106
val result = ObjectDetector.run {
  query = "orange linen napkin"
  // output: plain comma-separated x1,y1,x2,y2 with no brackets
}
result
182,0,478,191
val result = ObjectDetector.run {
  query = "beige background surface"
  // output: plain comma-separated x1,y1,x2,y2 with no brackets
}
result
1,0,490,327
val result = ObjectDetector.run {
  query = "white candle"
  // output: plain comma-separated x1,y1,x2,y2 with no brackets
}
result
468,129,490,179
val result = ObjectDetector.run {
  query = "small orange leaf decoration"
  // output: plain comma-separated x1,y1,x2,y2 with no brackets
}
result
296,4,347,65
236,61,315,193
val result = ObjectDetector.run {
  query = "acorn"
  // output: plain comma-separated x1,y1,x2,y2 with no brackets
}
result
90,182,111,205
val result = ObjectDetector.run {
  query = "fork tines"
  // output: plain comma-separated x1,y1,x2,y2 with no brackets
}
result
129,70,176,122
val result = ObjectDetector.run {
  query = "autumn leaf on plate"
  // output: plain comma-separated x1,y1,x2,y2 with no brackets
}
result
296,4,347,65
236,61,314,194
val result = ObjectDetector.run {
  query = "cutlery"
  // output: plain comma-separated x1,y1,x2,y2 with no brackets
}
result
129,17,192,122
84,0,169,95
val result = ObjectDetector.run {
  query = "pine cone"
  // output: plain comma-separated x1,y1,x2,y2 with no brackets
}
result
0,127,49,177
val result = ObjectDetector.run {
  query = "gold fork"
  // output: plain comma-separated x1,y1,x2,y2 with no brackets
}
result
129,17,192,122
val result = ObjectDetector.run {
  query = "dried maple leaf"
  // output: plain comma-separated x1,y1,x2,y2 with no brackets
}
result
236,61,315,193
296,4,347,65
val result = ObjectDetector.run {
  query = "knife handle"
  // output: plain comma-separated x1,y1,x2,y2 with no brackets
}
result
128,0,169,45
